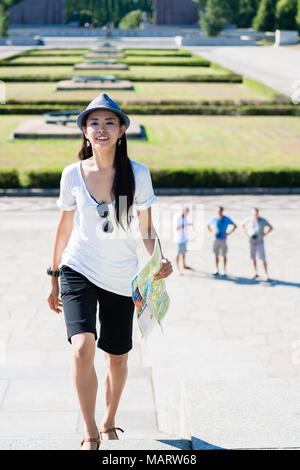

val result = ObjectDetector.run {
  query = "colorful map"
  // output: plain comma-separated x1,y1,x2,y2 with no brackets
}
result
131,237,170,339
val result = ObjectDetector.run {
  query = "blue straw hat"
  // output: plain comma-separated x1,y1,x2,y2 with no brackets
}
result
76,93,130,131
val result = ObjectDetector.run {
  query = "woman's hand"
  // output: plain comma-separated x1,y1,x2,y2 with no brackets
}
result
46,279,63,314
153,258,173,281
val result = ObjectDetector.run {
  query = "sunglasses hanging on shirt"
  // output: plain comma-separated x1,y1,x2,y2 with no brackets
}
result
96,202,114,233
88,190,114,233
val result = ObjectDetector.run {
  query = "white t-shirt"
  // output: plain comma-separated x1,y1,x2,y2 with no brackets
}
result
56,159,157,296
241,216,271,242
173,213,189,243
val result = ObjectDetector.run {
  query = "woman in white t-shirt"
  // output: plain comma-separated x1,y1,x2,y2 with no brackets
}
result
46,93,173,450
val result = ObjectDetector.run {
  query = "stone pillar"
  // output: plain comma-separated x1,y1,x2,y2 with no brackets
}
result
274,29,299,46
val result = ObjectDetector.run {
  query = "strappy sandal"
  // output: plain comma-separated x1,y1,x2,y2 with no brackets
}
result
80,434,101,450
99,426,124,441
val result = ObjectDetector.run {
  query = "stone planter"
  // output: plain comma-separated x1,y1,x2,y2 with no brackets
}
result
274,29,299,46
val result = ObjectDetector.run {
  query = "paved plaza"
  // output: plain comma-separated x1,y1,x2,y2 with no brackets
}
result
188,45,300,99
0,194,299,449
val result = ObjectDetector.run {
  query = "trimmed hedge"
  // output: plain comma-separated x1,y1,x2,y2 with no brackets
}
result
25,170,63,188
149,168,300,188
0,169,21,188
0,58,210,67
121,58,210,66
19,50,90,56
0,103,298,116
124,49,192,57
1,167,300,189
0,61,84,66
14,49,193,58
0,73,242,83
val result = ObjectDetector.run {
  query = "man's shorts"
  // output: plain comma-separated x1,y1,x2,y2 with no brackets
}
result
213,238,228,257
59,265,135,355
177,241,187,254
249,239,266,261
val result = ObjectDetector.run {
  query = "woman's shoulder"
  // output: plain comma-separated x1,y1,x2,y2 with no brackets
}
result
129,158,150,175
61,161,79,175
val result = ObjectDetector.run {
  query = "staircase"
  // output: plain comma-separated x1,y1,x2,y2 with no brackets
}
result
0,319,191,450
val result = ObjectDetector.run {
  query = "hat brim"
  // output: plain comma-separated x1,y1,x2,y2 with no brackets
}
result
76,106,130,132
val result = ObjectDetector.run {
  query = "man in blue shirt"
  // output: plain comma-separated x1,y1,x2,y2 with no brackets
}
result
207,206,237,276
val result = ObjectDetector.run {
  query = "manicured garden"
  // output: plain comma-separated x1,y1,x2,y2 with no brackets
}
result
0,47,298,188
4,81,282,105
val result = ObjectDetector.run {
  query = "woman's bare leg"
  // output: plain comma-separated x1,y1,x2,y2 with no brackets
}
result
100,352,129,440
71,332,99,450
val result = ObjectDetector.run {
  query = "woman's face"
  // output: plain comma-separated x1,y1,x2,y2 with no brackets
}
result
82,109,126,149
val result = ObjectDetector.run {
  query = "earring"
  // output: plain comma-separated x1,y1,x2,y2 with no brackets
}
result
118,138,121,146
87,140,90,147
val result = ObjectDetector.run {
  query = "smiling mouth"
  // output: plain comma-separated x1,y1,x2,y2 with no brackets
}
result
95,137,109,142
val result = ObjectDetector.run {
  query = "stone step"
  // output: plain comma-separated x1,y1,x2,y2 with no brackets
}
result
140,323,265,438
181,377,300,449
0,436,192,450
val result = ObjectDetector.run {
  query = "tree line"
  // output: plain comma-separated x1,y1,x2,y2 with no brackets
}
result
193,0,300,35
64,0,152,27
1,0,300,35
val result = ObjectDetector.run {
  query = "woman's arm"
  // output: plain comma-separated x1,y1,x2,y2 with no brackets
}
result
50,210,76,271
137,207,173,280
46,209,76,314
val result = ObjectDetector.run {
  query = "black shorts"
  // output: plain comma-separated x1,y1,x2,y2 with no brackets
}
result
59,264,135,355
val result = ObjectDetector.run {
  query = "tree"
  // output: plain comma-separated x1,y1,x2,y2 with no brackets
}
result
120,9,143,28
275,0,298,29
194,0,240,24
236,0,258,27
296,0,300,28
252,0,277,31
199,0,227,36
0,4,9,36
192,0,208,7
64,0,153,28
0,0,17,37
78,9,93,26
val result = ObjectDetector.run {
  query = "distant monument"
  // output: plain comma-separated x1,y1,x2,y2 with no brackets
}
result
153,0,202,25
140,11,150,29
8,0,66,25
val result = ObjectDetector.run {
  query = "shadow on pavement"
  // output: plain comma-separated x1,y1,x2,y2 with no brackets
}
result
178,270,300,288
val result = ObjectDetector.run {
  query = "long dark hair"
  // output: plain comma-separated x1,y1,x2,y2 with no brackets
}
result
78,113,136,231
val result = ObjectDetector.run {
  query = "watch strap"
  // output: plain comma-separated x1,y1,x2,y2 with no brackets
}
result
47,266,60,277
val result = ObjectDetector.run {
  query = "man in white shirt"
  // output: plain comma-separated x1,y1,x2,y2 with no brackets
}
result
175,207,193,275
241,207,273,281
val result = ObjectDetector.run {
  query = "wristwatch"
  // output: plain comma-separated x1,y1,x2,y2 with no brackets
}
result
47,266,60,277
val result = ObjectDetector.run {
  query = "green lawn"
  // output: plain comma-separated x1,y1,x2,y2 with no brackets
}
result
22,48,192,57
5,82,274,104
0,64,232,80
4,55,207,66
4,55,90,65
21,49,90,56
2,115,300,184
